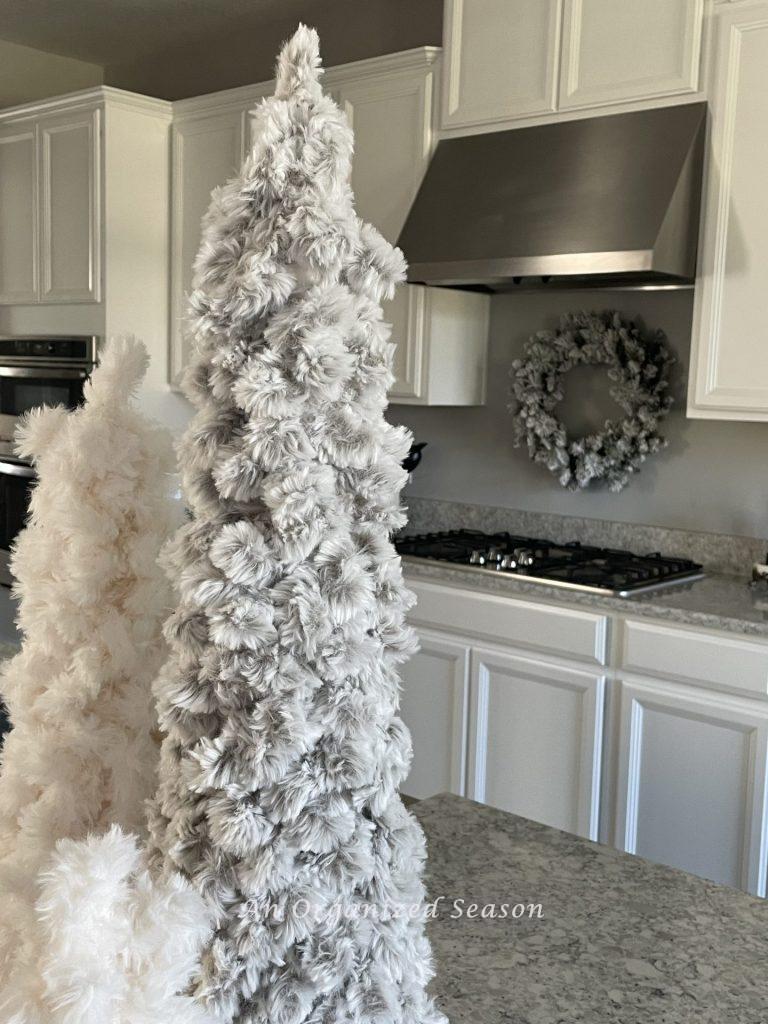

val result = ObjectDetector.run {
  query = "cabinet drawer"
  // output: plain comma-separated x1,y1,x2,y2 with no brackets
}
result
406,577,608,665
621,620,768,697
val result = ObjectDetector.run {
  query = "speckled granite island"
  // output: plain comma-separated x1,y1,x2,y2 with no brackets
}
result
413,794,767,1024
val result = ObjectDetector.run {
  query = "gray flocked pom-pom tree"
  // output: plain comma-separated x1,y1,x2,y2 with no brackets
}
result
149,25,446,1024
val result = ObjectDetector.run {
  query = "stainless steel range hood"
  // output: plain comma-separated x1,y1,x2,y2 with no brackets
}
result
398,103,706,291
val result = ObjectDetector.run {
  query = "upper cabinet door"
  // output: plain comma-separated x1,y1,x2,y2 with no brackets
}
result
442,0,561,131
688,2,768,420
334,56,438,400
0,124,37,304
38,107,100,303
388,286,426,402
169,110,245,384
337,65,435,243
559,0,704,111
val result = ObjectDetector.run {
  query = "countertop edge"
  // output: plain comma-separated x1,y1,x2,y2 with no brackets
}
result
402,558,768,640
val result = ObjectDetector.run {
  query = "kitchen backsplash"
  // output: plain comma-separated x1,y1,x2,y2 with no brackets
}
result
391,288,768,541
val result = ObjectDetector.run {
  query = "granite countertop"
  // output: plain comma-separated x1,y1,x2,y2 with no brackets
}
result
403,557,768,639
413,794,767,1024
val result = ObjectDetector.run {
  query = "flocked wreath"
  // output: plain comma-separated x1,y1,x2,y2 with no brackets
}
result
509,311,673,493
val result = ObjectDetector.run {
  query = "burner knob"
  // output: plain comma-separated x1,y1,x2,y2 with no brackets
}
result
514,547,535,567
499,554,517,570
469,549,486,565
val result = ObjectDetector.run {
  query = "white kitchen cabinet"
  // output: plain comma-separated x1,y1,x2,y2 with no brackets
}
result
0,88,174,424
170,59,428,389
403,578,607,835
0,124,37,303
468,646,605,839
169,108,247,383
614,676,768,896
558,0,704,111
402,572,768,894
688,0,768,420
334,50,488,406
38,107,100,303
389,285,489,405
399,628,469,799
0,101,101,305
0,89,170,321
167,51,487,404
334,55,437,405
441,0,561,131
407,577,609,666
441,0,704,135
335,58,436,247
620,618,768,699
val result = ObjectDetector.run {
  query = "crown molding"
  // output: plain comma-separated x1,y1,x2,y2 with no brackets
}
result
172,81,273,120
325,45,441,85
0,85,172,123
100,87,174,120
1,48,441,124
173,46,442,119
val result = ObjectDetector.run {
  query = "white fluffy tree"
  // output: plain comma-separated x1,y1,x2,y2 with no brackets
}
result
149,25,445,1024
0,340,213,1024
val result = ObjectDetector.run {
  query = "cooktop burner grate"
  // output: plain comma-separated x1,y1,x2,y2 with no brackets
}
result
394,530,704,596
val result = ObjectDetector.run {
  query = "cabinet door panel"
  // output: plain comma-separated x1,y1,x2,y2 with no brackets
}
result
560,0,703,110
337,69,434,400
39,108,100,303
615,678,768,895
408,578,608,666
340,77,431,242
169,111,245,384
0,126,37,304
399,628,469,799
388,285,424,401
469,647,604,839
620,618,768,698
688,4,768,419
442,0,561,130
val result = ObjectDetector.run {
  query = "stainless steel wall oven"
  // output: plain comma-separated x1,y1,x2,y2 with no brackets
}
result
0,336,99,586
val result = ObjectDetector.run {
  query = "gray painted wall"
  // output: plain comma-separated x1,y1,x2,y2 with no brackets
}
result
0,38,102,107
391,289,768,540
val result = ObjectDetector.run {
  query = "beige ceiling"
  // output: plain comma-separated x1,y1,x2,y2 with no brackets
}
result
0,0,321,66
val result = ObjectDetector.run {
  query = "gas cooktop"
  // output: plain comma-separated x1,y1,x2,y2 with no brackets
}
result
395,530,705,597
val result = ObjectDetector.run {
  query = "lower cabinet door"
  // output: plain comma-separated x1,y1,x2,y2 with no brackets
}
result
468,646,605,840
399,628,469,800
614,677,768,896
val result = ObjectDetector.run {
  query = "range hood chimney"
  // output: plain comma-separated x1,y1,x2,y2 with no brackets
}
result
398,103,706,290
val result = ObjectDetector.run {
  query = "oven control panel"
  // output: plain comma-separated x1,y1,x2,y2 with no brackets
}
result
0,336,98,363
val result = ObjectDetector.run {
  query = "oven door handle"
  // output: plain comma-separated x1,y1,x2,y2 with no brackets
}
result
0,366,88,379
0,461,36,479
